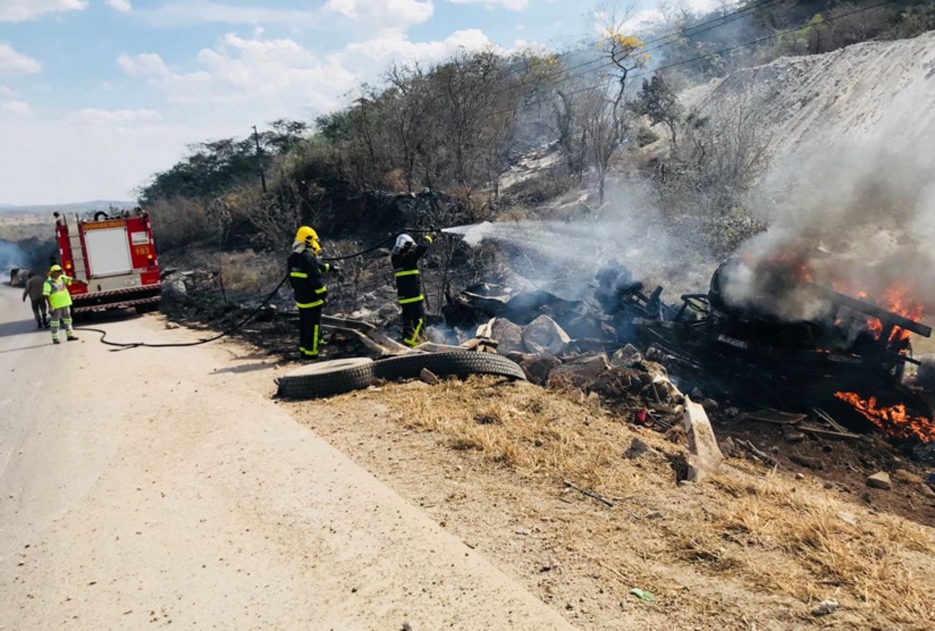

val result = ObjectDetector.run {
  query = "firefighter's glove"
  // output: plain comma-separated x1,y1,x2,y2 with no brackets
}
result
329,263,341,273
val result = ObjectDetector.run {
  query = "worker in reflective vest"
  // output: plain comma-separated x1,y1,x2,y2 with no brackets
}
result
287,226,336,360
391,233,433,347
43,265,77,344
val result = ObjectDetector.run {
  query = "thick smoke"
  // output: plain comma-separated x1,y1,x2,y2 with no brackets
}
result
0,239,28,278
720,133,935,322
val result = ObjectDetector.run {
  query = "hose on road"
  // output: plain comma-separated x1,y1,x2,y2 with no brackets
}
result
80,228,442,350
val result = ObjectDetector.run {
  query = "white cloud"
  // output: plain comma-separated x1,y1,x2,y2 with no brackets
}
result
0,85,14,96
324,0,433,29
340,28,500,68
1,100,31,116
0,43,42,75
73,108,162,123
140,1,327,28
106,0,132,12
444,0,529,10
0,0,88,22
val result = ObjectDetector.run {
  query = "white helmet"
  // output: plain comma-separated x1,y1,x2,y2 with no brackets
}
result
393,233,415,255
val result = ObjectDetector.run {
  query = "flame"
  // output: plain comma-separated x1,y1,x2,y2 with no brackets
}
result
835,392,935,443
864,285,924,343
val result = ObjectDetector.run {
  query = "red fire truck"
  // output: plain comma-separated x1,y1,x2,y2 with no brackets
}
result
53,208,162,314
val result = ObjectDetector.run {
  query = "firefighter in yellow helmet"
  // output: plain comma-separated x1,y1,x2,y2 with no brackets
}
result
287,226,337,360
43,265,78,344
392,232,433,347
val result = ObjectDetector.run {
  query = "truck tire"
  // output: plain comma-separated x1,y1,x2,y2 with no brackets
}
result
373,352,526,382
276,358,375,400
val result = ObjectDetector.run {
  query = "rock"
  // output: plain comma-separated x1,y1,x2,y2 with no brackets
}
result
562,314,616,341
546,353,611,389
419,368,440,386
490,318,526,355
866,472,892,490
586,391,601,410
790,453,825,470
718,437,736,458
682,399,724,483
521,355,562,386
794,472,805,480
782,425,807,444
164,322,180,330
163,279,189,305
522,315,571,356
724,407,740,419
701,399,719,414
623,438,650,460
836,511,858,526
612,344,642,365
811,600,839,617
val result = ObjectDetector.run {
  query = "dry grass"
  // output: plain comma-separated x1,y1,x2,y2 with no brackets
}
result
219,250,283,294
335,376,935,628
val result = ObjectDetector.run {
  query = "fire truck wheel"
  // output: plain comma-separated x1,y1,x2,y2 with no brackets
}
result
276,358,375,400
372,352,526,382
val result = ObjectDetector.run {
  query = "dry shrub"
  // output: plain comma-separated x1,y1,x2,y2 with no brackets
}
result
148,197,211,251
219,249,283,294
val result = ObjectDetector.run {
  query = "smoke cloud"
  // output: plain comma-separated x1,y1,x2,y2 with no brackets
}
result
0,239,28,277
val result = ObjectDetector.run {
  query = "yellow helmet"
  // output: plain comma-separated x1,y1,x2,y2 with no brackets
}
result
49,264,63,273
295,226,321,254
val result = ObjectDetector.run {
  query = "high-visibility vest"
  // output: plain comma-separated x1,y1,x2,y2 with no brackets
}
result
43,275,73,310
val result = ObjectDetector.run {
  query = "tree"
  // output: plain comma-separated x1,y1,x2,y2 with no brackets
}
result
631,75,684,147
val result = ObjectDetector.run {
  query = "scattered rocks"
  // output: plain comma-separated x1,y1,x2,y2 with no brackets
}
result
490,318,526,355
613,344,642,365
701,398,719,414
521,315,571,356
546,353,611,390
718,436,736,458
866,472,892,490
836,511,858,526
520,355,562,386
918,484,935,499
419,368,440,386
811,600,839,617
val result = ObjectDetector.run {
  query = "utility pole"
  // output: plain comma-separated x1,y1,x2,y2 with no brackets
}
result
252,125,268,194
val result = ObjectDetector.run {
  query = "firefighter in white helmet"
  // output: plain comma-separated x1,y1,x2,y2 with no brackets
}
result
391,232,433,347
288,226,336,360
43,265,77,344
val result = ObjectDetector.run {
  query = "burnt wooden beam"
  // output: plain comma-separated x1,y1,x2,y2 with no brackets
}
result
803,283,932,338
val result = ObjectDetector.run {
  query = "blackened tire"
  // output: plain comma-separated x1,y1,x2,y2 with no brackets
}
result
276,358,375,400
373,352,526,382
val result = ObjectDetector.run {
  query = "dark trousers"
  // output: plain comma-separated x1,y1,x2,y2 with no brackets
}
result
30,299,48,325
401,300,425,347
298,305,322,357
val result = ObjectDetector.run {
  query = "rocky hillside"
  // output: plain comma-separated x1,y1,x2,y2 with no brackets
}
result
683,31,935,158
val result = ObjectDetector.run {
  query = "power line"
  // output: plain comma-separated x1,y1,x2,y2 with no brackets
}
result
501,0,899,116
499,0,787,100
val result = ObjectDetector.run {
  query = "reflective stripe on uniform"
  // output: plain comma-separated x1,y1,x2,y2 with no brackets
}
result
315,286,327,294
394,270,420,277
398,294,424,305
296,300,324,309
312,325,320,355
290,272,308,278
405,318,424,347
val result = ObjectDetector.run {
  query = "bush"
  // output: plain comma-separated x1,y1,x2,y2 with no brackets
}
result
148,197,211,252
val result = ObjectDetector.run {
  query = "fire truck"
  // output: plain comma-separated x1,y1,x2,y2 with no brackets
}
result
52,208,162,314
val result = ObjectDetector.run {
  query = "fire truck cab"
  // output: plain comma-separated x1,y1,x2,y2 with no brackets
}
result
53,208,162,314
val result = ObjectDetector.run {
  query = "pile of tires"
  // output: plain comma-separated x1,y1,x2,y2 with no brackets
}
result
276,352,526,400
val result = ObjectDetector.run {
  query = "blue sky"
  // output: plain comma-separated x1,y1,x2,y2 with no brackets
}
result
0,0,671,204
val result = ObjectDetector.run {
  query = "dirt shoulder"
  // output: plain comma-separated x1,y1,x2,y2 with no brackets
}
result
281,375,935,631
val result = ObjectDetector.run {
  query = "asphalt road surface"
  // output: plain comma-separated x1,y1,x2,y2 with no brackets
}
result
0,284,576,631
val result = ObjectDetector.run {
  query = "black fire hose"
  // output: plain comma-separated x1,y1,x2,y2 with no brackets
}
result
80,228,444,350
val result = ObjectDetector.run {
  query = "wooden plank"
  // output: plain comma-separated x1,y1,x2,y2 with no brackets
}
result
799,426,860,440
743,409,806,426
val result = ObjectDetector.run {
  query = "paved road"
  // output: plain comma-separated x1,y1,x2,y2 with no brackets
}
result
0,284,577,631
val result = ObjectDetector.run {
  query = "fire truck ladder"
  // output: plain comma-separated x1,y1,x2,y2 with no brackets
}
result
68,230,88,281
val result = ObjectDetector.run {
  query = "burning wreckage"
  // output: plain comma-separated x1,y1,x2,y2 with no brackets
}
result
442,253,935,463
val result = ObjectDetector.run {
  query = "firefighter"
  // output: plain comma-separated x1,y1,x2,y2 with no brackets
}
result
287,226,336,360
391,232,433,347
22,271,49,329
43,265,77,344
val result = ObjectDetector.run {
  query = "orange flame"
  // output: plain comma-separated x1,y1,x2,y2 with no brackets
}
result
835,392,935,443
